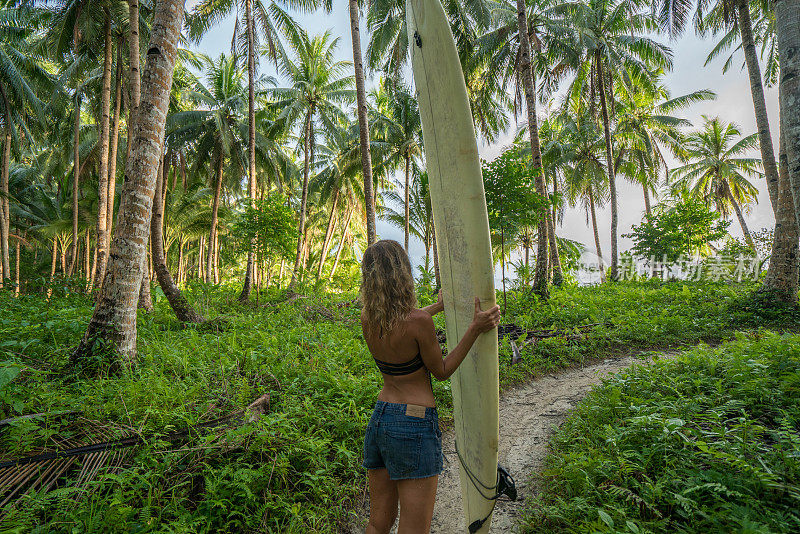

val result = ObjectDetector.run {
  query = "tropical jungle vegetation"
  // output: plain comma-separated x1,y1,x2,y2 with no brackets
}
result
1,0,800,531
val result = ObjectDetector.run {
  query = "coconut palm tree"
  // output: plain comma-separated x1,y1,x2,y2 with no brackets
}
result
269,29,354,286
614,81,715,214
562,0,672,280
75,0,185,362
309,119,365,280
0,0,51,286
652,0,781,221
372,81,422,252
186,0,310,300
559,108,610,278
670,117,762,248
168,54,249,283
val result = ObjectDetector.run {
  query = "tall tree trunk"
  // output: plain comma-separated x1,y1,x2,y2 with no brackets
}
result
349,0,376,245
596,55,618,280
151,153,204,322
290,111,312,287
589,187,605,281
48,238,57,298
548,175,563,286
92,14,114,291
404,153,410,252
317,188,339,279
329,207,354,281
517,0,549,299
14,231,20,296
763,128,799,302
728,187,756,248
75,0,185,362
107,41,124,241
738,0,781,211
84,230,90,282
239,0,258,302
198,236,205,282
0,85,11,285
775,0,800,228
643,182,652,215
70,96,81,276
207,157,223,282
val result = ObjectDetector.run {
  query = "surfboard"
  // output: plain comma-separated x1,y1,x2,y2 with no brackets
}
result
405,1,500,532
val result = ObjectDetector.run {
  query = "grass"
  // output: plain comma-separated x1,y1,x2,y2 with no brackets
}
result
521,331,800,533
0,280,798,532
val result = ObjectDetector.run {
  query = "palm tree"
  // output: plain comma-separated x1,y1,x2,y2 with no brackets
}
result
670,117,762,248
774,1,800,230
310,119,364,280
614,81,715,214
559,108,610,278
653,0,781,222
563,0,672,280
76,0,185,362
270,29,354,286
186,0,311,300
380,171,436,278
168,54,249,283
372,81,422,252
0,0,50,286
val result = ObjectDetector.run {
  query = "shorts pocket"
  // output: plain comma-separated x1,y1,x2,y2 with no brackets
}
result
380,428,422,479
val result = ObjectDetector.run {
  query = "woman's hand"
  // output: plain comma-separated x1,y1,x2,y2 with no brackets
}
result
470,297,501,334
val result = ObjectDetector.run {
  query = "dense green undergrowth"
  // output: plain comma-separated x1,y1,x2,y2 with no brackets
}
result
521,331,800,533
0,280,798,532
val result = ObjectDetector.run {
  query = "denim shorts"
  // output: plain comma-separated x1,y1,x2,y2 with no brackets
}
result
362,401,443,480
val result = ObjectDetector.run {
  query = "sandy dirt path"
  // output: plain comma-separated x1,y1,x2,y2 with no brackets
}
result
348,353,653,533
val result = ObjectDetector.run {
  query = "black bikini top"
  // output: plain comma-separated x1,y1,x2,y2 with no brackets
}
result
373,353,426,376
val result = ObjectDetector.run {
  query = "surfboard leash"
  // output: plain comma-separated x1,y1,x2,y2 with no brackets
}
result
454,440,518,533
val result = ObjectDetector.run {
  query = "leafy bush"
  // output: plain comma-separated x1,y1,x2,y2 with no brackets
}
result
521,332,800,533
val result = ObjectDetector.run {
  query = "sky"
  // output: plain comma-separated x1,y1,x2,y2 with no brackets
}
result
185,3,779,280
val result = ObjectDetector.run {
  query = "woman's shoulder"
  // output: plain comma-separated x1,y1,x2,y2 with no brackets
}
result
406,308,434,330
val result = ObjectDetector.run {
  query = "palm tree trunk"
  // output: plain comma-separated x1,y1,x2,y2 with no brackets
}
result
549,175,563,286
151,153,204,322
589,187,605,280
763,126,798,302
404,153,410,252
317,188,339,279
207,156,223,282
596,55,618,280
239,0,258,302
84,230,90,282
68,96,81,276
330,207,354,281
214,230,220,284
75,0,185,362
48,238,57,298
516,0,549,298
128,0,141,110
107,41,124,241
198,236,205,282
290,111,313,287
729,192,755,248
0,85,10,285
14,231,20,296
349,0,376,245
92,14,114,291
643,182,652,215
775,0,800,228
738,0,780,211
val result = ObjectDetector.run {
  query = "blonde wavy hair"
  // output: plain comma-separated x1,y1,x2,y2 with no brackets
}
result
360,240,417,337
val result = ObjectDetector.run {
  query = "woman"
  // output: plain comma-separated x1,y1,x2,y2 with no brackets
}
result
360,240,501,533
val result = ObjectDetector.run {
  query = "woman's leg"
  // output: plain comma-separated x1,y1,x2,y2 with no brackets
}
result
366,468,398,534
396,475,438,533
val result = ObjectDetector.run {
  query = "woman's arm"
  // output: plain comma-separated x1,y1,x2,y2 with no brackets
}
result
417,297,500,381
420,291,444,316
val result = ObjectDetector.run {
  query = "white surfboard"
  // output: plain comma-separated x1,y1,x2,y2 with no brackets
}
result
406,1,500,532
